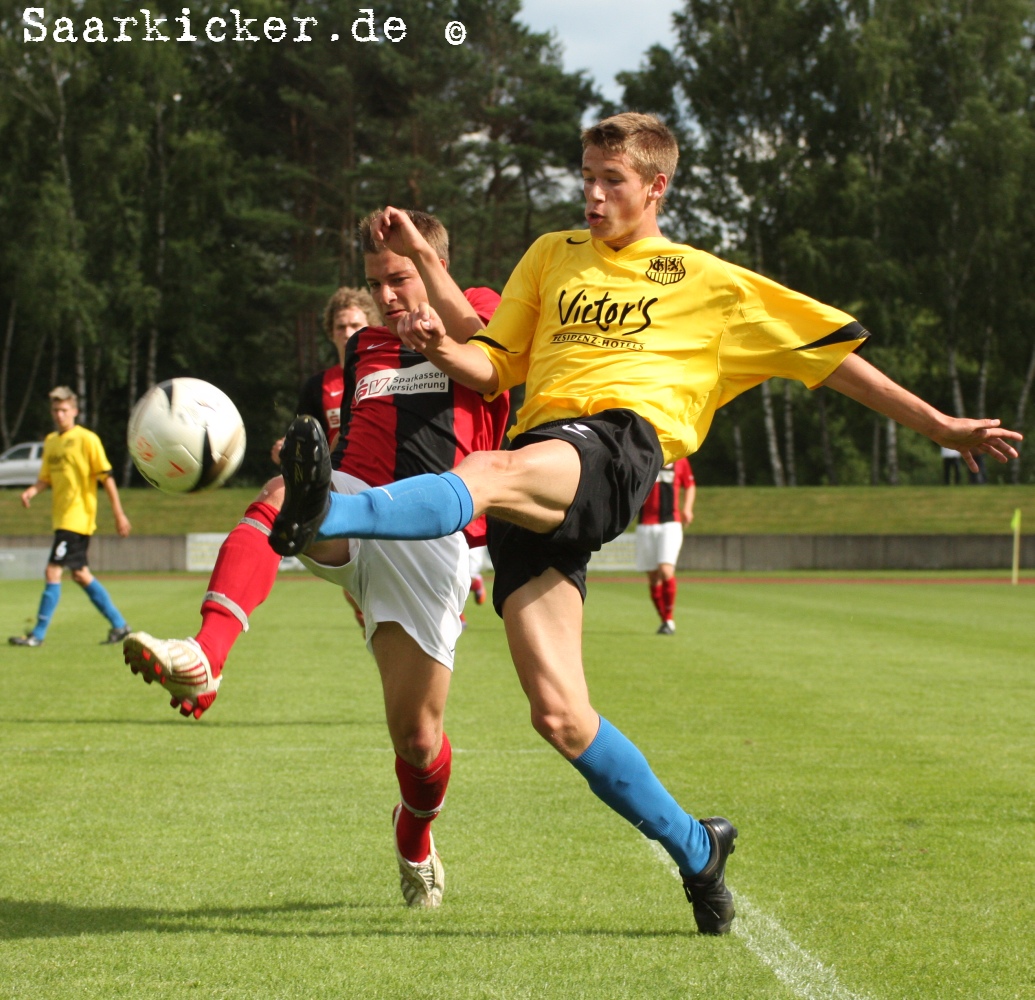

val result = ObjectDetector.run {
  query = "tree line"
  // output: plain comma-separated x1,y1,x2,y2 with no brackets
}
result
2,0,1034,487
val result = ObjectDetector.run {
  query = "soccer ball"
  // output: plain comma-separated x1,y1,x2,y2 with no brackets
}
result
128,378,246,493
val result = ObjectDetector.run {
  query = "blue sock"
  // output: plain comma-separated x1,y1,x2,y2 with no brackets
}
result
32,583,61,640
82,579,126,629
571,716,712,876
315,472,474,541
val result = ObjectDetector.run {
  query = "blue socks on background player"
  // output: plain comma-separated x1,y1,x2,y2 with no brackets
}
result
571,716,713,876
32,583,61,640
82,579,126,629
315,472,474,541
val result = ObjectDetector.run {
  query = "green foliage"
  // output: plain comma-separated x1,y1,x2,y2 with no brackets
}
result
0,1,597,478
621,0,1035,484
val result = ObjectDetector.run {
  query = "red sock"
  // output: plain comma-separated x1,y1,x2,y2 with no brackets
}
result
661,578,677,621
195,501,281,674
394,733,452,863
650,582,665,620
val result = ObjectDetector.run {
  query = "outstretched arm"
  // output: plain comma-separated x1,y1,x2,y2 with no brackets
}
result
370,206,484,343
397,303,499,396
821,353,1022,471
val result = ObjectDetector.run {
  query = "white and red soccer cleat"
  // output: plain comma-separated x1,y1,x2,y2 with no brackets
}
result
124,631,221,719
392,804,444,908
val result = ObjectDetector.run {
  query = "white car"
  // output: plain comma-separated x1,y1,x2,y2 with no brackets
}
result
0,442,44,487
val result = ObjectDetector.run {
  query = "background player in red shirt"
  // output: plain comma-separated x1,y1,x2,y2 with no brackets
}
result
124,210,508,909
270,286,378,464
635,458,695,635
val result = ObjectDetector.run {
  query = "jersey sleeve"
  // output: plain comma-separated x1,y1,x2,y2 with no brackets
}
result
87,432,113,479
39,435,56,485
716,263,869,403
676,458,693,488
469,238,546,394
463,286,502,326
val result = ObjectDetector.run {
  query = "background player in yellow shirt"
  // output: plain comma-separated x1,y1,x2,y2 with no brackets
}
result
269,115,1022,935
9,386,132,647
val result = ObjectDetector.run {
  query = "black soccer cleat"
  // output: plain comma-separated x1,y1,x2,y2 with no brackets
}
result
682,817,738,934
9,634,43,647
269,415,332,557
103,625,132,645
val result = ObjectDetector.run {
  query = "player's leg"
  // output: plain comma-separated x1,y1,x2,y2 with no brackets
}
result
123,475,347,718
659,519,686,634
637,525,666,626
372,622,452,908
9,557,63,646
270,414,581,555
468,545,487,605
501,570,736,932
69,559,130,645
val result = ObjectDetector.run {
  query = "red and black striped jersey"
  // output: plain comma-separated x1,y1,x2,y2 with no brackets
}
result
638,458,694,525
296,363,348,450
335,287,509,547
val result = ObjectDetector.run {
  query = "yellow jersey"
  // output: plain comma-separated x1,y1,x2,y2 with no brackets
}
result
472,232,869,463
40,425,113,535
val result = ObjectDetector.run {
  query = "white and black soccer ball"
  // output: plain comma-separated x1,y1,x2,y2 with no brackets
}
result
127,378,246,493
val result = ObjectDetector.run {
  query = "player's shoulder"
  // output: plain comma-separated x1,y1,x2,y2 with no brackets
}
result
463,286,501,323
352,324,393,349
69,424,101,445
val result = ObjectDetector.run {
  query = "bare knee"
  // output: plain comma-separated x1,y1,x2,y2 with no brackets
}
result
256,476,285,509
528,704,595,760
391,724,443,770
71,567,92,587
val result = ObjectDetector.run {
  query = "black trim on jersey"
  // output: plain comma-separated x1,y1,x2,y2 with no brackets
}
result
331,337,360,470
657,481,676,521
470,334,516,353
794,321,870,351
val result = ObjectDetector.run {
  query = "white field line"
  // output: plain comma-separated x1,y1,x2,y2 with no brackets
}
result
647,841,874,1000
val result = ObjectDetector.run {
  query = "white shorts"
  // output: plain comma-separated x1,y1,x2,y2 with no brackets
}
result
634,521,685,572
468,544,488,577
298,471,470,669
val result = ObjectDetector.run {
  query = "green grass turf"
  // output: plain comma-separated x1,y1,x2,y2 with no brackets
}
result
1,573,1032,998
2,483,1034,536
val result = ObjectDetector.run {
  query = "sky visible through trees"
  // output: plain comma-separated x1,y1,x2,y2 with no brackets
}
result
2,0,1034,487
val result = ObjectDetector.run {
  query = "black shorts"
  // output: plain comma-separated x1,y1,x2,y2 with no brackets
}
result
488,409,663,616
48,529,91,570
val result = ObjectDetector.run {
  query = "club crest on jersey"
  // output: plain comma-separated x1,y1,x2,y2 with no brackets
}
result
646,256,686,285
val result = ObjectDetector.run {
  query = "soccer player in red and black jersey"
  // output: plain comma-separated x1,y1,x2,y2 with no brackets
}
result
124,209,508,909
270,287,378,465
635,458,695,634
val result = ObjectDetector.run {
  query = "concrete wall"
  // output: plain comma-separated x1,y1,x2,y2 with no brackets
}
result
0,535,186,575
676,534,1034,572
1,533,1030,577
589,533,1032,572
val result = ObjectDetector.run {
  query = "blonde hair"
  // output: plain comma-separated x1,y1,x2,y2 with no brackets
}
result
581,112,679,209
48,386,78,406
323,287,378,337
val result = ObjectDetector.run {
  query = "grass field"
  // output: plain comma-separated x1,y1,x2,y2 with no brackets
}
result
2,483,1034,536
1,573,1032,999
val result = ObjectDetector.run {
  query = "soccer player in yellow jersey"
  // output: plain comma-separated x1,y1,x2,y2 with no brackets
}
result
270,114,1022,934
9,386,132,647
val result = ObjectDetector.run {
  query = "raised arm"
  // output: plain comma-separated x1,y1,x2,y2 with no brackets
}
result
370,206,484,343
821,352,1022,471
